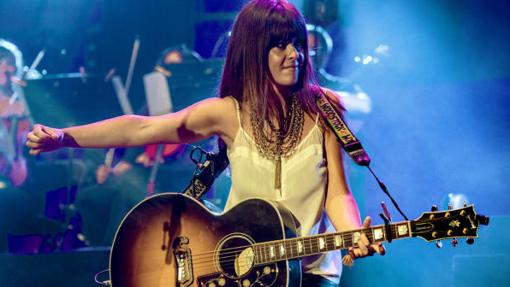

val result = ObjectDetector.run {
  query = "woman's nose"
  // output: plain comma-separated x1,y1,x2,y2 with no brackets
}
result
288,43,300,58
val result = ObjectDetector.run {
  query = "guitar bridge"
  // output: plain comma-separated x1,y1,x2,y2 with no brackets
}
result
173,236,193,287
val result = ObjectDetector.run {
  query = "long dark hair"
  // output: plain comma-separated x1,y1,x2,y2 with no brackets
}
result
219,0,320,123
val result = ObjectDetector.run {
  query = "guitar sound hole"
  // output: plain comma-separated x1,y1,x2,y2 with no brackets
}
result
216,234,255,279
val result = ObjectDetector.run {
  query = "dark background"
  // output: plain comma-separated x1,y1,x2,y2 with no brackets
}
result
0,0,509,286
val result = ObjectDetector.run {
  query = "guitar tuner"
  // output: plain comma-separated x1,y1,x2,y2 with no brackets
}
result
476,215,490,226
435,240,443,249
466,238,475,245
430,205,438,212
451,238,458,247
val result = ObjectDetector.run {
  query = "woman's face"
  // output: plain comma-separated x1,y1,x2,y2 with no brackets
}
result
0,57,16,88
267,39,304,89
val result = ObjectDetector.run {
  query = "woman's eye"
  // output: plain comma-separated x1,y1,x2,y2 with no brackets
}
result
276,42,286,49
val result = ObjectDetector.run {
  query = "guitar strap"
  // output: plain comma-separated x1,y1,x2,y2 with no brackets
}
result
315,90,371,167
182,140,229,199
316,90,411,221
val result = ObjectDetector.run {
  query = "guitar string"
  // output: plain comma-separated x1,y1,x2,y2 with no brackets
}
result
173,215,454,263
189,227,405,272
191,237,363,268
190,236,373,272
188,225,398,264
190,236,358,265
194,221,464,269
189,228,399,268
176,219,464,271
188,225,399,262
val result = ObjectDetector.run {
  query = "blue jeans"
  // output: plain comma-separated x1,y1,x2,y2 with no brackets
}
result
301,274,339,287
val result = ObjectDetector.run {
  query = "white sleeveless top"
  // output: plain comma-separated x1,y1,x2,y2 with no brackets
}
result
224,98,342,283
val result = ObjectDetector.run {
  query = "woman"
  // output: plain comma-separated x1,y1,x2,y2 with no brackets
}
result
26,1,383,286
0,39,28,187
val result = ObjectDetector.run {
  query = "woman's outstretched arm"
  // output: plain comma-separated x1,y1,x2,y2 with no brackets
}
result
26,97,235,155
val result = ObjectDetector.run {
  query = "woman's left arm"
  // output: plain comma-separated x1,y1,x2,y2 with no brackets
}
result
323,124,363,232
322,90,384,263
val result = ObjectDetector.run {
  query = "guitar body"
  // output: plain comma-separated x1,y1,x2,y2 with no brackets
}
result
110,193,302,287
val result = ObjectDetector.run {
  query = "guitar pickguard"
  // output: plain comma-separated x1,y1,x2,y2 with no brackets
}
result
197,264,279,287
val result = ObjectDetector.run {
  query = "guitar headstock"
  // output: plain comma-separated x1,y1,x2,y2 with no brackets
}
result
411,205,489,242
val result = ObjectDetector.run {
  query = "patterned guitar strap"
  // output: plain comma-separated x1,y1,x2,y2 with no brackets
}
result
315,90,371,167
182,139,229,199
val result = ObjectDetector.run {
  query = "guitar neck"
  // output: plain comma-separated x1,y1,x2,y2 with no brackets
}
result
253,221,413,264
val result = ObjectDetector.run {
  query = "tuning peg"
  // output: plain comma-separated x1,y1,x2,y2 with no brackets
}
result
451,238,458,247
448,203,453,210
476,214,490,226
435,240,443,248
431,205,438,212
466,238,475,245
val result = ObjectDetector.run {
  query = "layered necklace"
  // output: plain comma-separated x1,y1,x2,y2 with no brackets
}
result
250,95,304,190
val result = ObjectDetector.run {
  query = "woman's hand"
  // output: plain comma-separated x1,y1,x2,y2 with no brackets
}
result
26,124,64,155
342,216,386,266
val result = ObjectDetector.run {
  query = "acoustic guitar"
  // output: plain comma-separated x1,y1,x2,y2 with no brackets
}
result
109,193,488,287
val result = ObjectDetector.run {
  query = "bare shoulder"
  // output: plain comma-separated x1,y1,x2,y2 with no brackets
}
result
191,96,239,144
198,96,237,122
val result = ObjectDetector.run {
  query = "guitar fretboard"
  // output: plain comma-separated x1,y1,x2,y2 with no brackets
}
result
253,222,412,264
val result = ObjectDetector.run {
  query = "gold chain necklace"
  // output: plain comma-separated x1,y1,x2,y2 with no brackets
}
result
250,95,304,190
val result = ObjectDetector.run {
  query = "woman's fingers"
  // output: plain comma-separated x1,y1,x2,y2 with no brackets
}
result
357,216,372,255
26,124,64,154
342,216,386,266
28,148,41,155
374,243,386,255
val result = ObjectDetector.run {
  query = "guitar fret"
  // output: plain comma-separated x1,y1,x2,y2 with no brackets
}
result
343,232,352,248
325,235,332,251
260,244,264,263
259,244,264,263
258,244,263,263
269,244,275,259
373,227,384,242
254,221,414,266
254,245,260,264
279,242,285,258
397,223,410,237
324,236,331,251
318,236,325,251
297,239,304,255
334,234,343,248
312,237,319,253
328,234,336,250
285,239,292,259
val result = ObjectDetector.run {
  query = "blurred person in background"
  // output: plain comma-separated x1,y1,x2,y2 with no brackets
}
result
0,39,28,188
